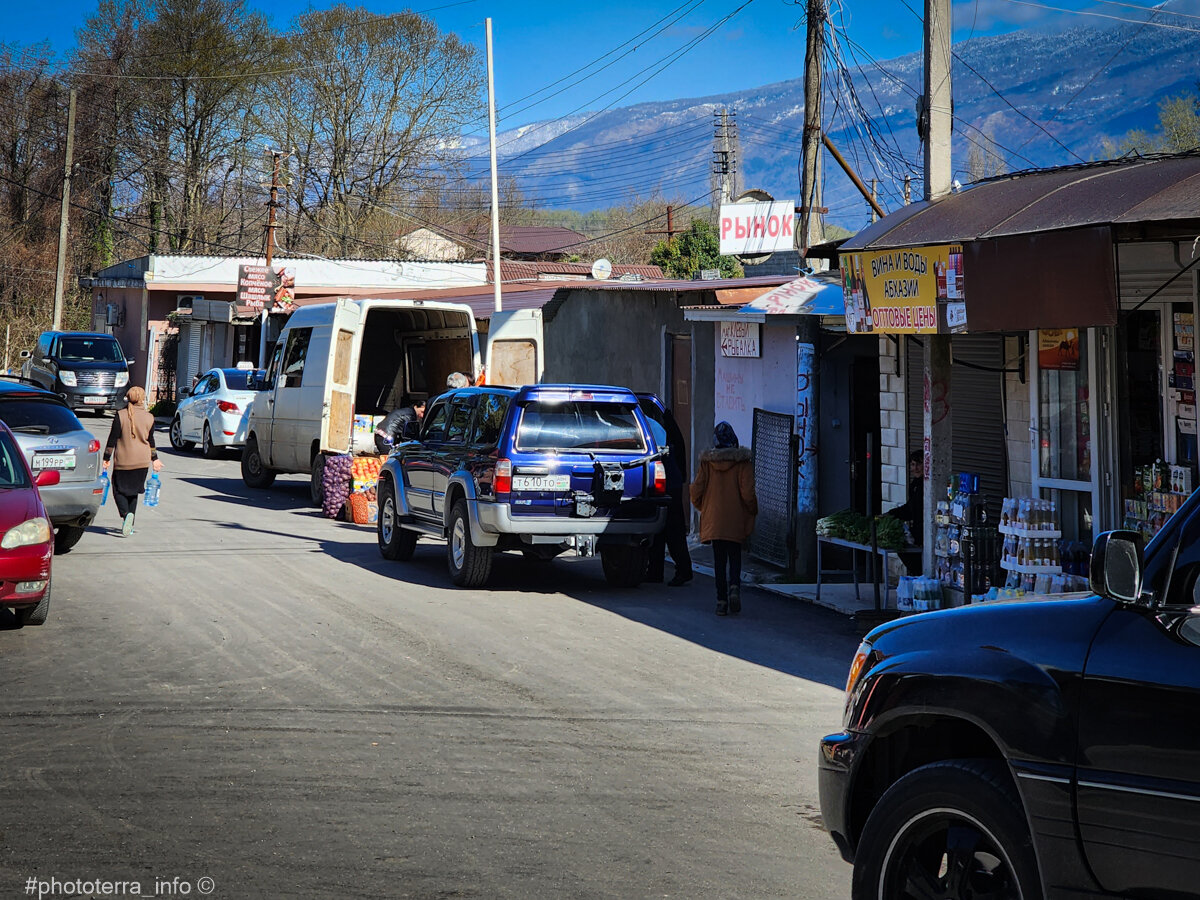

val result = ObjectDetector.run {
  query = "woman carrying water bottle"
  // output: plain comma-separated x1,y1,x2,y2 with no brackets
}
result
101,386,163,537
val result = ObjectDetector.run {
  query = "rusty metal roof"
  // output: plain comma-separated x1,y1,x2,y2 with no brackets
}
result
843,154,1200,251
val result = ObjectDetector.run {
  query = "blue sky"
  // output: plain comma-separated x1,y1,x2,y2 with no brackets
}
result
8,0,1199,131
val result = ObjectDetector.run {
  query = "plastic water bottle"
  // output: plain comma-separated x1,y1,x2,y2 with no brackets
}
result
99,471,110,506
144,473,161,508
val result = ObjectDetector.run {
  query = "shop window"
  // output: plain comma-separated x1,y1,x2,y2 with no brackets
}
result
1038,331,1091,482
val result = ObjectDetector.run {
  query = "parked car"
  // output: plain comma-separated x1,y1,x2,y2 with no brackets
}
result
0,419,54,627
0,379,103,553
20,331,132,412
376,384,668,588
819,501,1200,900
170,367,258,458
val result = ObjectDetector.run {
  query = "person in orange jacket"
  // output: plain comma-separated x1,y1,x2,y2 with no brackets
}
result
690,421,757,616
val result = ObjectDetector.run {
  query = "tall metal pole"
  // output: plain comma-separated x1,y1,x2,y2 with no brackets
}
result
922,0,954,575
52,89,77,331
259,150,281,368
799,0,825,260
486,18,503,314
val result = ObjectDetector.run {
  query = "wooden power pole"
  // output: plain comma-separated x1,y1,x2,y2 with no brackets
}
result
258,149,282,367
645,205,686,245
52,89,77,331
799,0,825,259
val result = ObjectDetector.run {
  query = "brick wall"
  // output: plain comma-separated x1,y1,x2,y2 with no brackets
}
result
879,336,908,506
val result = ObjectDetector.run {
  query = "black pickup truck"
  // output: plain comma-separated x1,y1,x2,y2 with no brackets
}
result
819,496,1200,900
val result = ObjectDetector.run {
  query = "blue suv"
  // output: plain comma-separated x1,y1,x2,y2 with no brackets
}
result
377,384,669,588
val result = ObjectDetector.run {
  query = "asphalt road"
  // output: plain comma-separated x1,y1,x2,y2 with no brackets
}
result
1,414,860,900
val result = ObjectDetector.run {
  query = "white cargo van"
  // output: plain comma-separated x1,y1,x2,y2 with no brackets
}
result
241,297,480,500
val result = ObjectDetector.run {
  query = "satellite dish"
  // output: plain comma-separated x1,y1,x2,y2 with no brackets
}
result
591,258,613,280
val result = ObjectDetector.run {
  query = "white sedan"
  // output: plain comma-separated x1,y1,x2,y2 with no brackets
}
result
169,368,258,459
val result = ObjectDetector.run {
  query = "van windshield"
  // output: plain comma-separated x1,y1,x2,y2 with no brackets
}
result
515,401,646,453
56,337,124,362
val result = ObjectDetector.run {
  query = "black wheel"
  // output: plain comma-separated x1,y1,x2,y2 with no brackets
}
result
240,435,276,488
447,498,491,588
15,580,50,627
600,544,648,588
377,478,417,560
310,453,325,507
201,422,221,459
852,760,1043,900
53,524,86,554
169,416,194,451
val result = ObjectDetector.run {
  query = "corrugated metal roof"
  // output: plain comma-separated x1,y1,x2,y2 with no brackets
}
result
843,154,1200,251
428,224,589,256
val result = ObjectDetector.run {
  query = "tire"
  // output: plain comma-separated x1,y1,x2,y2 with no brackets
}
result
377,478,417,561
600,544,648,588
241,435,276,489
53,524,86,555
310,453,325,507
447,498,491,588
852,760,1043,900
169,416,194,451
15,580,50,627
201,422,221,460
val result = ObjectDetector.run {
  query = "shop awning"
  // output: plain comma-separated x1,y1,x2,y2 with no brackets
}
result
683,272,845,324
839,154,1200,332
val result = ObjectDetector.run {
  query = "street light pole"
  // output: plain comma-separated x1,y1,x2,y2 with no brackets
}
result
259,149,281,368
486,18,503,314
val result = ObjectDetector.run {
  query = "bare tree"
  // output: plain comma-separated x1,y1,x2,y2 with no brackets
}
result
267,5,484,257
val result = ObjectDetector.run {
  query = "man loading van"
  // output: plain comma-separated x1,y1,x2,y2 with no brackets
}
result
374,399,426,454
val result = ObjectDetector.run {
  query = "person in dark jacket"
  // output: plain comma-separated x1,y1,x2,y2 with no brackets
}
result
690,422,757,616
374,399,426,454
646,407,693,586
101,386,163,537
885,450,924,541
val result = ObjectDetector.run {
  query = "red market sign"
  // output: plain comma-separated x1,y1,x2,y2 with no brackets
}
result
718,201,795,256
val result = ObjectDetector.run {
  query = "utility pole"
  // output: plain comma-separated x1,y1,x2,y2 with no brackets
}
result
258,149,282,368
799,0,825,262
711,108,738,211
486,17,503,314
922,0,954,575
52,89,77,331
645,205,686,245
871,179,879,223
904,175,912,206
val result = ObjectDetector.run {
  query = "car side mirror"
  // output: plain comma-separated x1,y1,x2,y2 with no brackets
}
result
35,469,61,487
1090,529,1144,604
126,358,135,366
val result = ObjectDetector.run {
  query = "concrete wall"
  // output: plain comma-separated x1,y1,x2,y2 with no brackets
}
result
709,324,797,451
542,289,718,477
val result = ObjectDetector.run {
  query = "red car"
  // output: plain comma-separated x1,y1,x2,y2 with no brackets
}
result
0,420,54,627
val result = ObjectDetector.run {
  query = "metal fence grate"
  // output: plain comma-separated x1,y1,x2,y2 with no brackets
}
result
749,408,796,569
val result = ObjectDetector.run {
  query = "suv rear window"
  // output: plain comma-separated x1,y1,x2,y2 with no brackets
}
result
0,399,84,436
55,336,124,362
515,401,646,452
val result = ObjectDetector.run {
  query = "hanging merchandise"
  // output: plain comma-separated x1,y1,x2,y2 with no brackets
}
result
933,472,1000,602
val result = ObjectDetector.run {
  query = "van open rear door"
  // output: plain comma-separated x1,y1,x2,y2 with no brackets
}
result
486,309,544,387
320,298,363,454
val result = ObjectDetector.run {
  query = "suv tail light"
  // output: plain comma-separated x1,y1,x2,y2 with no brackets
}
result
217,400,239,413
494,459,512,494
652,460,667,494
87,439,101,454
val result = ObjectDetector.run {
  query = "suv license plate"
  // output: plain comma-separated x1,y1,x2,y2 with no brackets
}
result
513,474,570,492
33,454,76,470
82,397,107,405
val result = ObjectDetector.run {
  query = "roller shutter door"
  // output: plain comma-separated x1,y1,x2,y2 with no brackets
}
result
906,334,1008,519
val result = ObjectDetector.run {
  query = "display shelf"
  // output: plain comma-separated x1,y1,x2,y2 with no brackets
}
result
999,559,1062,574
998,524,1062,538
